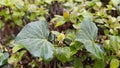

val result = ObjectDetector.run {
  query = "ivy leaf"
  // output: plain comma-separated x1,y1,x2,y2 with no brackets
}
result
76,18,104,59
15,21,54,61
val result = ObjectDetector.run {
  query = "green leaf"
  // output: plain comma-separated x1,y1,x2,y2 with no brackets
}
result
15,0,24,9
76,17,104,59
55,21,65,28
15,21,54,61
44,0,52,4
12,44,24,53
14,19,23,27
0,20,3,29
8,50,26,65
63,11,69,19
110,58,119,68
76,17,98,41
117,16,120,21
8,54,18,64
109,36,120,52
84,41,104,59
0,0,16,6
57,33,65,42
86,65,92,68
94,19,104,24
93,60,105,68
52,15,65,27
55,47,71,62
73,58,83,68
111,0,120,6
28,4,37,12
70,41,83,55
18,50,27,61
0,50,9,66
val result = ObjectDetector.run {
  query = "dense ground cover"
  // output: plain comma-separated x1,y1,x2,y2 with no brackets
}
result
0,0,120,68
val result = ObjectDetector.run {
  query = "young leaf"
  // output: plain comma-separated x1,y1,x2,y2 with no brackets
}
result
110,58,119,68
63,11,69,19
8,54,18,64
55,21,65,28
57,33,65,42
15,21,55,61
8,50,26,64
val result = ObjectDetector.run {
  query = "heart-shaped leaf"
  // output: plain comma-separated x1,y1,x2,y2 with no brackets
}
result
76,18,98,41
76,18,104,59
15,21,54,61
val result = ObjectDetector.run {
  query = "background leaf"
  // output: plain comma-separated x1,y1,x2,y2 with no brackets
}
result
93,60,105,68
55,47,71,62
73,58,83,68
0,50,9,66
110,58,119,68
111,0,120,6
12,44,24,53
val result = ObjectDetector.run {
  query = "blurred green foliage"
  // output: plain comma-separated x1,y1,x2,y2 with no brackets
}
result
0,0,120,68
